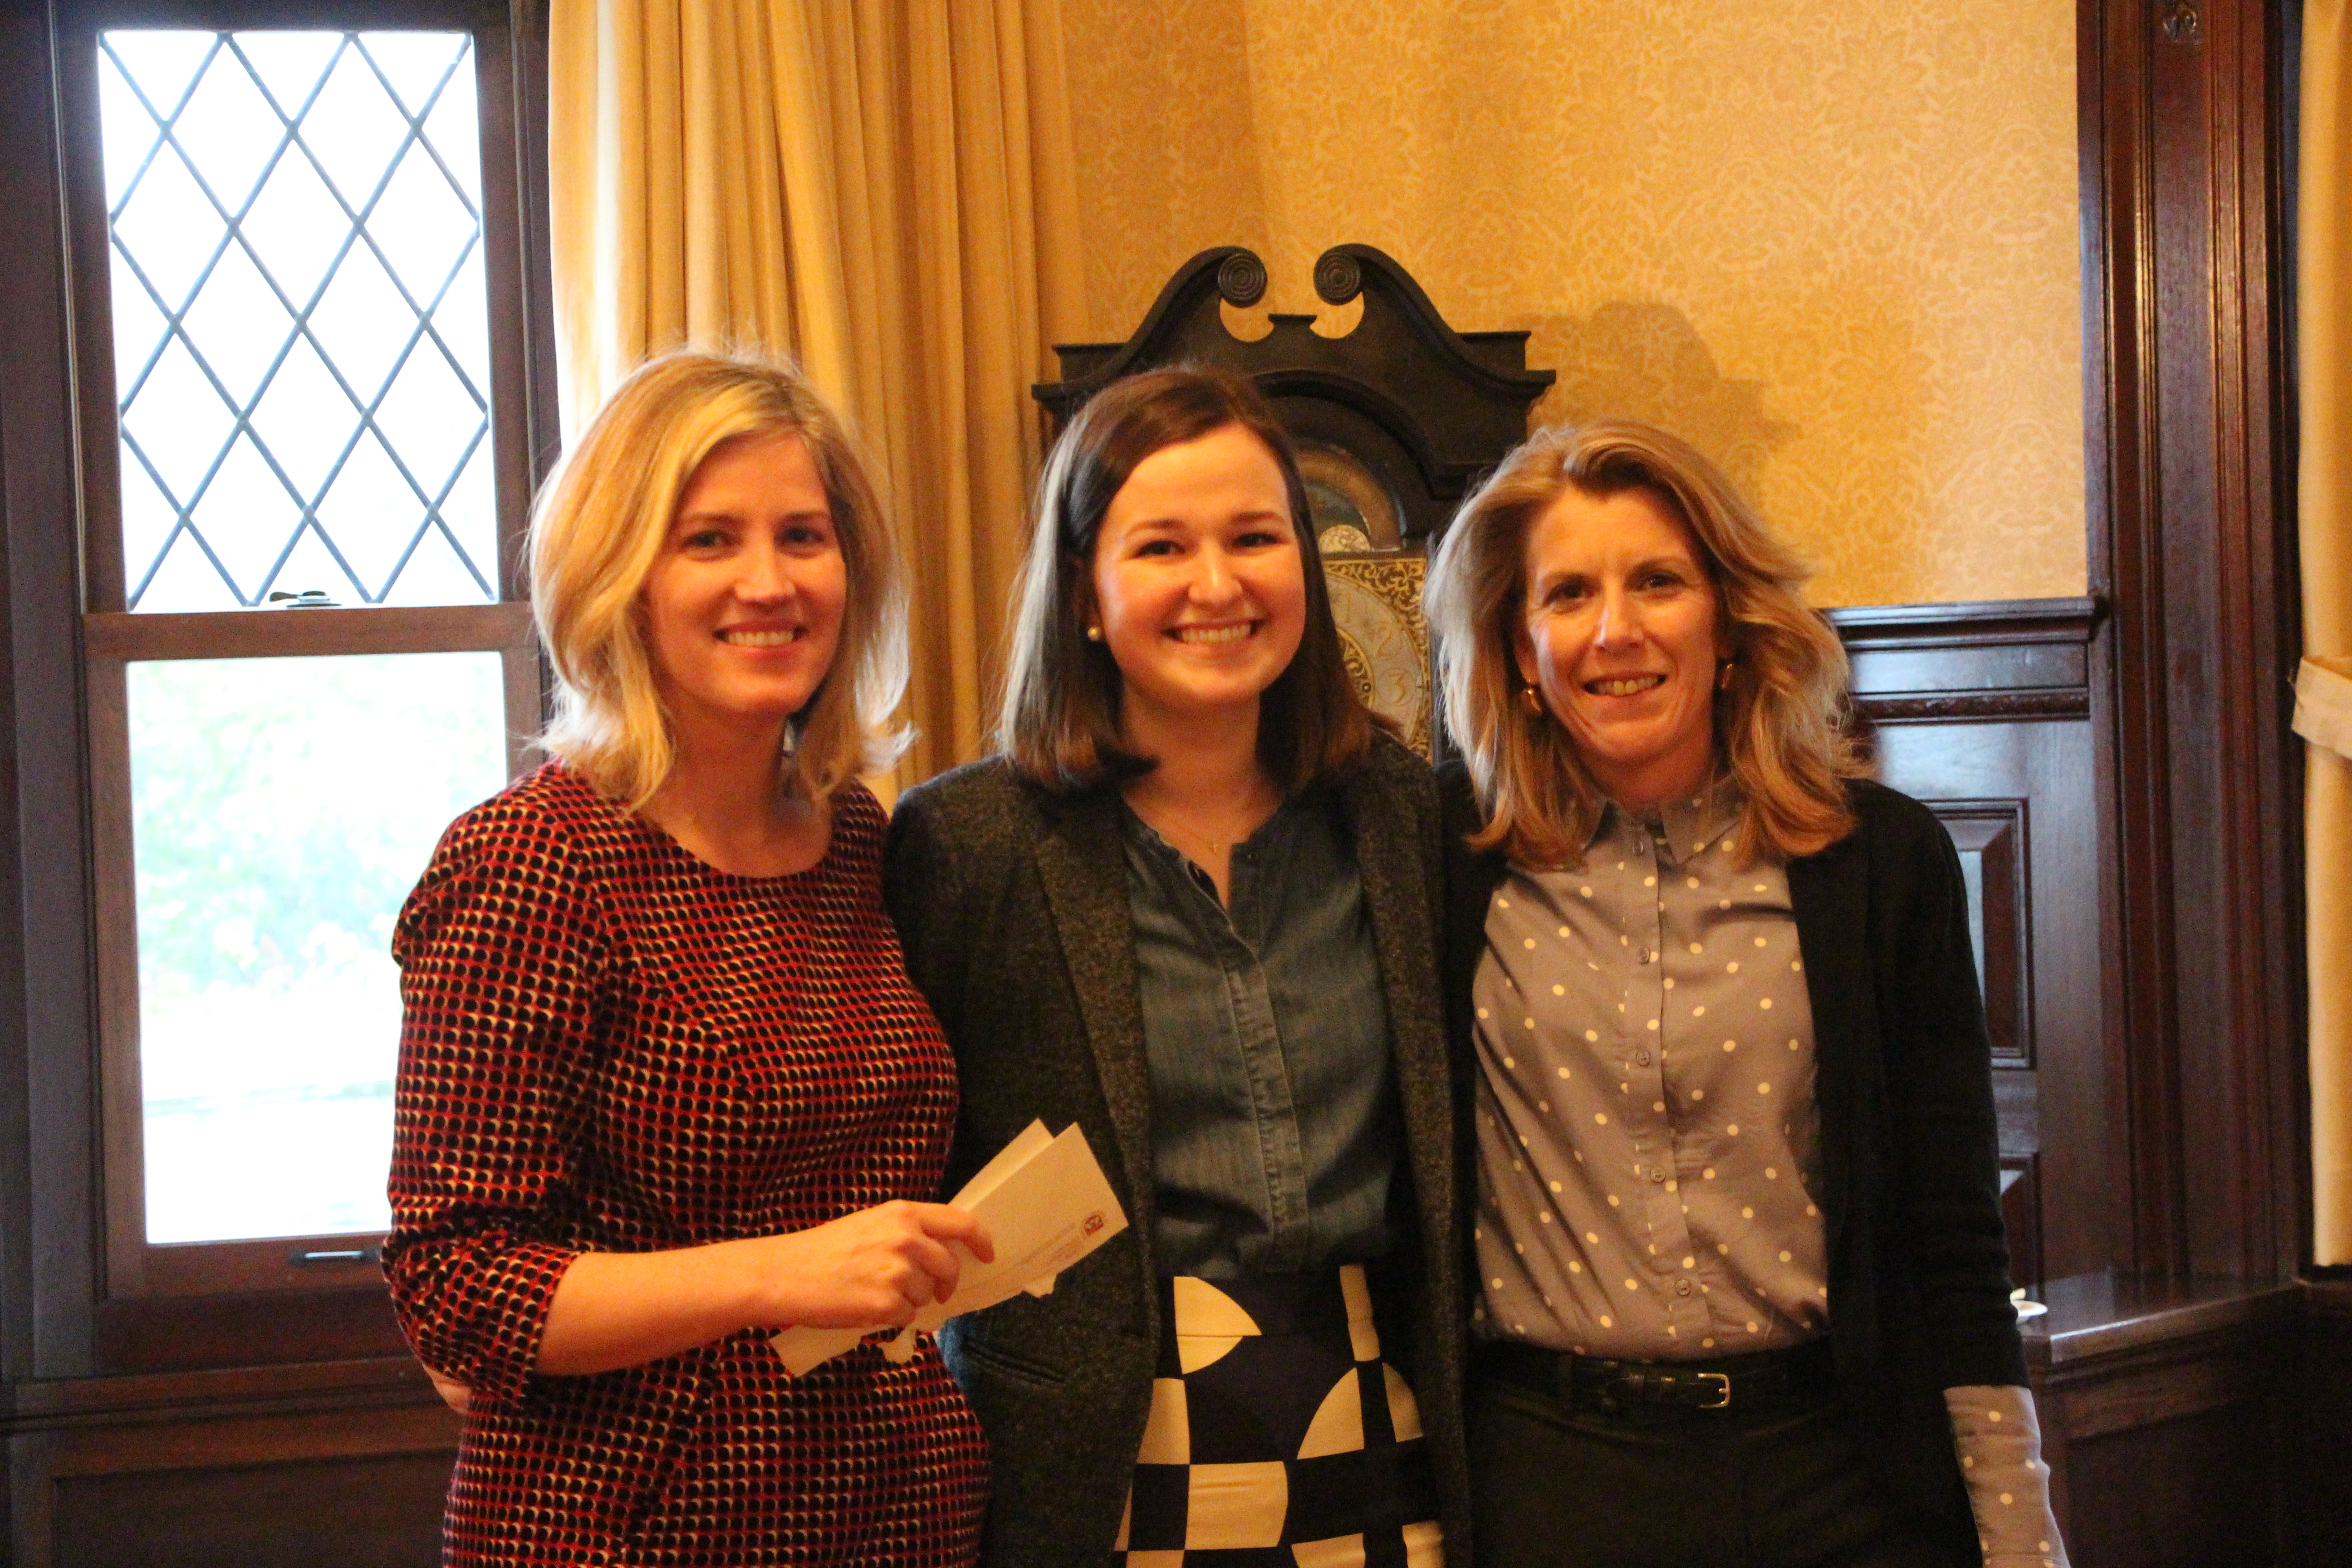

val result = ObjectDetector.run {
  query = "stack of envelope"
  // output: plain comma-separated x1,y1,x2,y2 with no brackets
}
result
771,1120,1128,1377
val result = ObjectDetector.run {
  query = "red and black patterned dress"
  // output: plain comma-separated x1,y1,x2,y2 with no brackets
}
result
385,764,986,1567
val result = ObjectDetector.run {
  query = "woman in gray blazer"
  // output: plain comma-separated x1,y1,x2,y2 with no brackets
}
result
884,368,1469,1568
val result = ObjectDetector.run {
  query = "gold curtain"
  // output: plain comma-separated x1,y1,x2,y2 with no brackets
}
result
2295,0,2352,1264
548,0,1086,788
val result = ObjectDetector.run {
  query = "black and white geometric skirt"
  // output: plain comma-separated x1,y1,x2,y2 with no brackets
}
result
1111,1263,1444,1567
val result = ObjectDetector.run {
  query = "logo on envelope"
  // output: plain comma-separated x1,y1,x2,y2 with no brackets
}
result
769,1120,1131,1377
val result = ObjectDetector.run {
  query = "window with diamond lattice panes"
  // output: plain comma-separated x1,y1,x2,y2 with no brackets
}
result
83,23,541,1275
102,29,497,612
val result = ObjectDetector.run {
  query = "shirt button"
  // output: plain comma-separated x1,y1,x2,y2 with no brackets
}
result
1676,1279,1694,1297
1647,1168,1667,1184
1636,1049,1652,1066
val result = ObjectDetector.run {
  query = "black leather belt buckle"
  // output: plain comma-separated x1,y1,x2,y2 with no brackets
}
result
1592,1365,1734,1411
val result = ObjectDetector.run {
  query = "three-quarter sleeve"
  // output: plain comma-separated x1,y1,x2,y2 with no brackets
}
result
1946,1384,2072,1566
382,802,612,1405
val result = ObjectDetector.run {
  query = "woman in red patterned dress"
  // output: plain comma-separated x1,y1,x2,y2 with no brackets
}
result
385,351,990,1566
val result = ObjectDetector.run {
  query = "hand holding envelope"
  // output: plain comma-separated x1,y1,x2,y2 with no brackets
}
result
770,1120,1128,1377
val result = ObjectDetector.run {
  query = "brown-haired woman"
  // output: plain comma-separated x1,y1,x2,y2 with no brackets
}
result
386,349,992,1566
1425,417,2069,1568
885,367,1469,1567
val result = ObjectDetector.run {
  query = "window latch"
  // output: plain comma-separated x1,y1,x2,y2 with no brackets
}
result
288,1244,381,1267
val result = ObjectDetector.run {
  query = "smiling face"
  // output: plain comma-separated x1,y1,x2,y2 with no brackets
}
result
1088,422,1308,743
640,429,847,750
1515,483,1725,809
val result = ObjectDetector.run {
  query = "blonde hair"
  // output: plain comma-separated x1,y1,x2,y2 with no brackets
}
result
529,349,908,808
1425,418,1862,867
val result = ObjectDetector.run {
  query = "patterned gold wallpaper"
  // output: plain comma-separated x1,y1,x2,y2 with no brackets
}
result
1060,0,2087,607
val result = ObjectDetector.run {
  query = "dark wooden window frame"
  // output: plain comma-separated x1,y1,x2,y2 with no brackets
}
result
2080,0,2308,1286
12,0,558,1373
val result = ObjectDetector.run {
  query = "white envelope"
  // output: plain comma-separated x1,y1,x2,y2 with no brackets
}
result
770,1120,1127,1376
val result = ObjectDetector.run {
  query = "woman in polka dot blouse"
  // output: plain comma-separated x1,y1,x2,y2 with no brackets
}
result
384,352,990,1565
1424,419,2070,1568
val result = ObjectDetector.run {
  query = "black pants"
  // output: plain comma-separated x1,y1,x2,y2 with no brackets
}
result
1470,1369,1980,1568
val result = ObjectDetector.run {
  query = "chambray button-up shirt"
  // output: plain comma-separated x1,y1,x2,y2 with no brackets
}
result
1472,792,1830,1357
1120,794,1398,1280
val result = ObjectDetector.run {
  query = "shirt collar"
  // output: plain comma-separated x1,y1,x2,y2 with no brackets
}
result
1584,781,1743,868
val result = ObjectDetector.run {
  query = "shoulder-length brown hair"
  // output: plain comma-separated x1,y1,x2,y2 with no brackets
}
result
1425,418,1863,867
529,348,909,809
996,366,1373,793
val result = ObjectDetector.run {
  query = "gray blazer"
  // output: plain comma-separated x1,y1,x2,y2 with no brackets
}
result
884,733,1472,1568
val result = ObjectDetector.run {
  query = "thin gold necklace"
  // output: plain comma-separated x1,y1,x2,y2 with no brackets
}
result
1134,782,1277,855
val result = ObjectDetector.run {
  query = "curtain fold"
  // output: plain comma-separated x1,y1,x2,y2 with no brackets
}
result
2296,0,2352,1264
548,0,1084,789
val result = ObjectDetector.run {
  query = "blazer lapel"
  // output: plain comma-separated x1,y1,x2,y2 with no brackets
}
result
1788,828,1870,1263
1030,789,1156,1229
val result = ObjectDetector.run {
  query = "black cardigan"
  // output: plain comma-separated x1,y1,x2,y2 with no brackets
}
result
887,734,1472,1568
1438,761,2026,1526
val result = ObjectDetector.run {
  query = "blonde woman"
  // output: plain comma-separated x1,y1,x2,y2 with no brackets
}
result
1426,420,2069,1568
385,351,990,1566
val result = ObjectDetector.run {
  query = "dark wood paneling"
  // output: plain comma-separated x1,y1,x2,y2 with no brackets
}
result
2028,1275,2301,1568
12,1399,458,1568
2001,1154,2045,1296
2084,0,2303,1284
1938,803,2030,1067
52,1450,450,1568
2293,1281,2352,1568
95,1288,409,1375
3,0,106,1387
1887,721,2104,1279
3,1357,458,1565
1831,598,2108,1284
2063,1396,2274,1568
0,26,38,1495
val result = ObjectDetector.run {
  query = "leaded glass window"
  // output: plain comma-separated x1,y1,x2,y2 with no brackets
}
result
101,29,497,612
73,11,547,1297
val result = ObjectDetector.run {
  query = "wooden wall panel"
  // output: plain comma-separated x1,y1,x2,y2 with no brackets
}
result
10,1397,457,1568
2061,1397,2275,1568
2026,1279,2301,1568
1833,598,2106,1285
2293,1283,2352,1567
51,1451,449,1568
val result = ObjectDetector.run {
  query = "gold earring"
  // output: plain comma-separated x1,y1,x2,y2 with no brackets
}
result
1519,685,1545,717
1085,625,1103,642
1717,660,1736,691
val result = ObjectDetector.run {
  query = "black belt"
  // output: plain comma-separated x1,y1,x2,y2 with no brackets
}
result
1478,1337,1835,1420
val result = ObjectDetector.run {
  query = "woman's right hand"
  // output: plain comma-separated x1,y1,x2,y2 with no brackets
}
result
749,1200,996,1328
533,1201,995,1376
